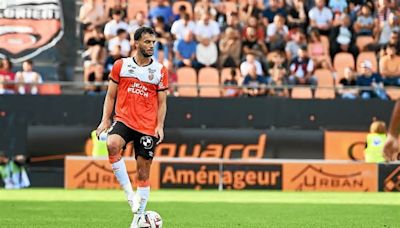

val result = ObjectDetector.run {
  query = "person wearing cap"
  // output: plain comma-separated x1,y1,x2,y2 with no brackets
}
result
380,44,400,86
356,60,389,100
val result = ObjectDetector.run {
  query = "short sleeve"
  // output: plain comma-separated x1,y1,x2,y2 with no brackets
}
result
109,59,122,83
157,66,169,91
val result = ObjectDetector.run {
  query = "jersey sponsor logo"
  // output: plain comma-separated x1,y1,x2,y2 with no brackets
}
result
0,0,64,62
127,82,149,97
140,136,154,149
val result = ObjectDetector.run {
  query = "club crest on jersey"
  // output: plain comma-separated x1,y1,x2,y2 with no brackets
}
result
140,136,153,149
148,68,156,81
0,0,64,62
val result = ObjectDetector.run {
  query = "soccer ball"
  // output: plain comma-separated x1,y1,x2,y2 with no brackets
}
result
139,211,162,228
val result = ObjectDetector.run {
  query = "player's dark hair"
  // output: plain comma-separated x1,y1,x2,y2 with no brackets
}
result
134,27,155,41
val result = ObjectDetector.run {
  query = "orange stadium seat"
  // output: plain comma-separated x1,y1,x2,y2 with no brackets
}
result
333,52,355,84
356,36,374,52
176,67,198,97
291,87,313,99
356,52,378,73
314,69,334,87
172,1,193,18
198,67,221,97
315,88,335,99
39,84,62,95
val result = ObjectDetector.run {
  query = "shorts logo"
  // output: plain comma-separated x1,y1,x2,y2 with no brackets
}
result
140,136,153,149
148,151,154,158
0,0,64,62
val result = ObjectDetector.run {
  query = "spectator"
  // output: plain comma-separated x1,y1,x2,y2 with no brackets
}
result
262,0,287,25
242,16,266,42
241,0,264,21
287,0,308,31
329,0,348,15
330,14,358,58
308,29,332,70
308,0,333,36
104,45,122,75
267,14,289,51
223,68,241,97
175,5,188,21
194,12,221,43
153,16,172,64
108,29,131,57
242,64,267,97
240,53,264,76
84,25,106,64
173,31,199,68
0,58,15,94
128,11,151,40
288,45,317,92
79,0,107,30
171,13,196,40
0,152,30,189
380,44,400,86
364,120,387,163
221,12,243,32
219,27,242,67
103,9,129,40
353,4,375,36
194,0,218,21
15,60,43,95
357,60,389,100
388,31,400,54
165,61,177,95
105,0,127,20
196,37,218,68
377,12,400,45
242,27,268,61
338,67,358,99
149,0,174,26
84,63,107,95
268,52,289,97
285,28,307,60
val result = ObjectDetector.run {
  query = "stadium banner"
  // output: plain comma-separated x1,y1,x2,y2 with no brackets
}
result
0,0,64,62
283,163,378,192
378,164,400,192
159,161,282,190
64,157,160,189
324,131,367,161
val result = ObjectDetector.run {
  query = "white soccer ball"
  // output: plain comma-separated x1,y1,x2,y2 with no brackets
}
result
139,211,163,228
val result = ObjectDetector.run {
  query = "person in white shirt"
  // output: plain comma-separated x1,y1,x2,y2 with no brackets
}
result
267,14,289,51
108,29,131,57
196,37,218,68
308,0,333,36
171,13,196,40
15,60,43,95
104,9,129,40
240,53,264,76
194,12,221,43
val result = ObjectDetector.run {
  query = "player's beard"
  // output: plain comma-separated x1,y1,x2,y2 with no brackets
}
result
140,47,153,58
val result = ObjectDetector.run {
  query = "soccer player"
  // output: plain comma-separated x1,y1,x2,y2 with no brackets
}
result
383,100,400,161
96,27,168,227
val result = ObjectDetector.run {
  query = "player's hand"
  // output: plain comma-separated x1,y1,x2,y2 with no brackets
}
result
383,134,399,162
96,119,111,138
155,126,164,145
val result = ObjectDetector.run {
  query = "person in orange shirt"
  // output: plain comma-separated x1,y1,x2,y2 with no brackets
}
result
381,44,400,86
96,27,168,228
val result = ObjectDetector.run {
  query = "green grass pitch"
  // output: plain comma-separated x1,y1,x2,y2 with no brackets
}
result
0,189,399,227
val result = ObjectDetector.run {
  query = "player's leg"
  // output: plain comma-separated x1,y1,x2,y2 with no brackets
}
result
132,156,152,214
107,122,135,202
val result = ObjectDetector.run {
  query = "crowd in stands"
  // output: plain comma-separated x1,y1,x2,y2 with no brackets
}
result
1,0,400,99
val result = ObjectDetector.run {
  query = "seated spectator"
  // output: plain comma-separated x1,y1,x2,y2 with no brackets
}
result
108,29,131,57
267,14,289,51
194,0,218,21
219,27,242,67
0,152,30,189
222,12,243,33
287,0,308,31
357,60,389,100
262,0,287,25
308,0,333,36
173,31,199,69
241,0,264,21
223,68,241,97
285,28,307,60
289,46,317,92
380,44,400,86
84,63,107,95
329,0,348,15
103,9,129,40
79,0,107,31
0,58,15,94
377,12,400,45
128,11,151,40
242,16,266,42
84,25,106,64
175,4,188,21
241,27,268,71
338,67,358,99
308,29,332,70
388,31,400,54
196,37,218,68
15,60,43,95
104,45,122,75
171,13,196,40
194,12,221,43
149,0,174,26
268,52,289,97
353,4,374,36
153,16,172,64
105,0,127,20
240,53,264,76
242,65,267,97
330,14,358,59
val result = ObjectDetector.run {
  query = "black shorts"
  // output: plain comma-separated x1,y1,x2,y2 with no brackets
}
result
108,121,157,160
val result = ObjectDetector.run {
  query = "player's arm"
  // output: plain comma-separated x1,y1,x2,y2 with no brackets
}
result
384,100,400,161
96,80,118,137
155,90,167,144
